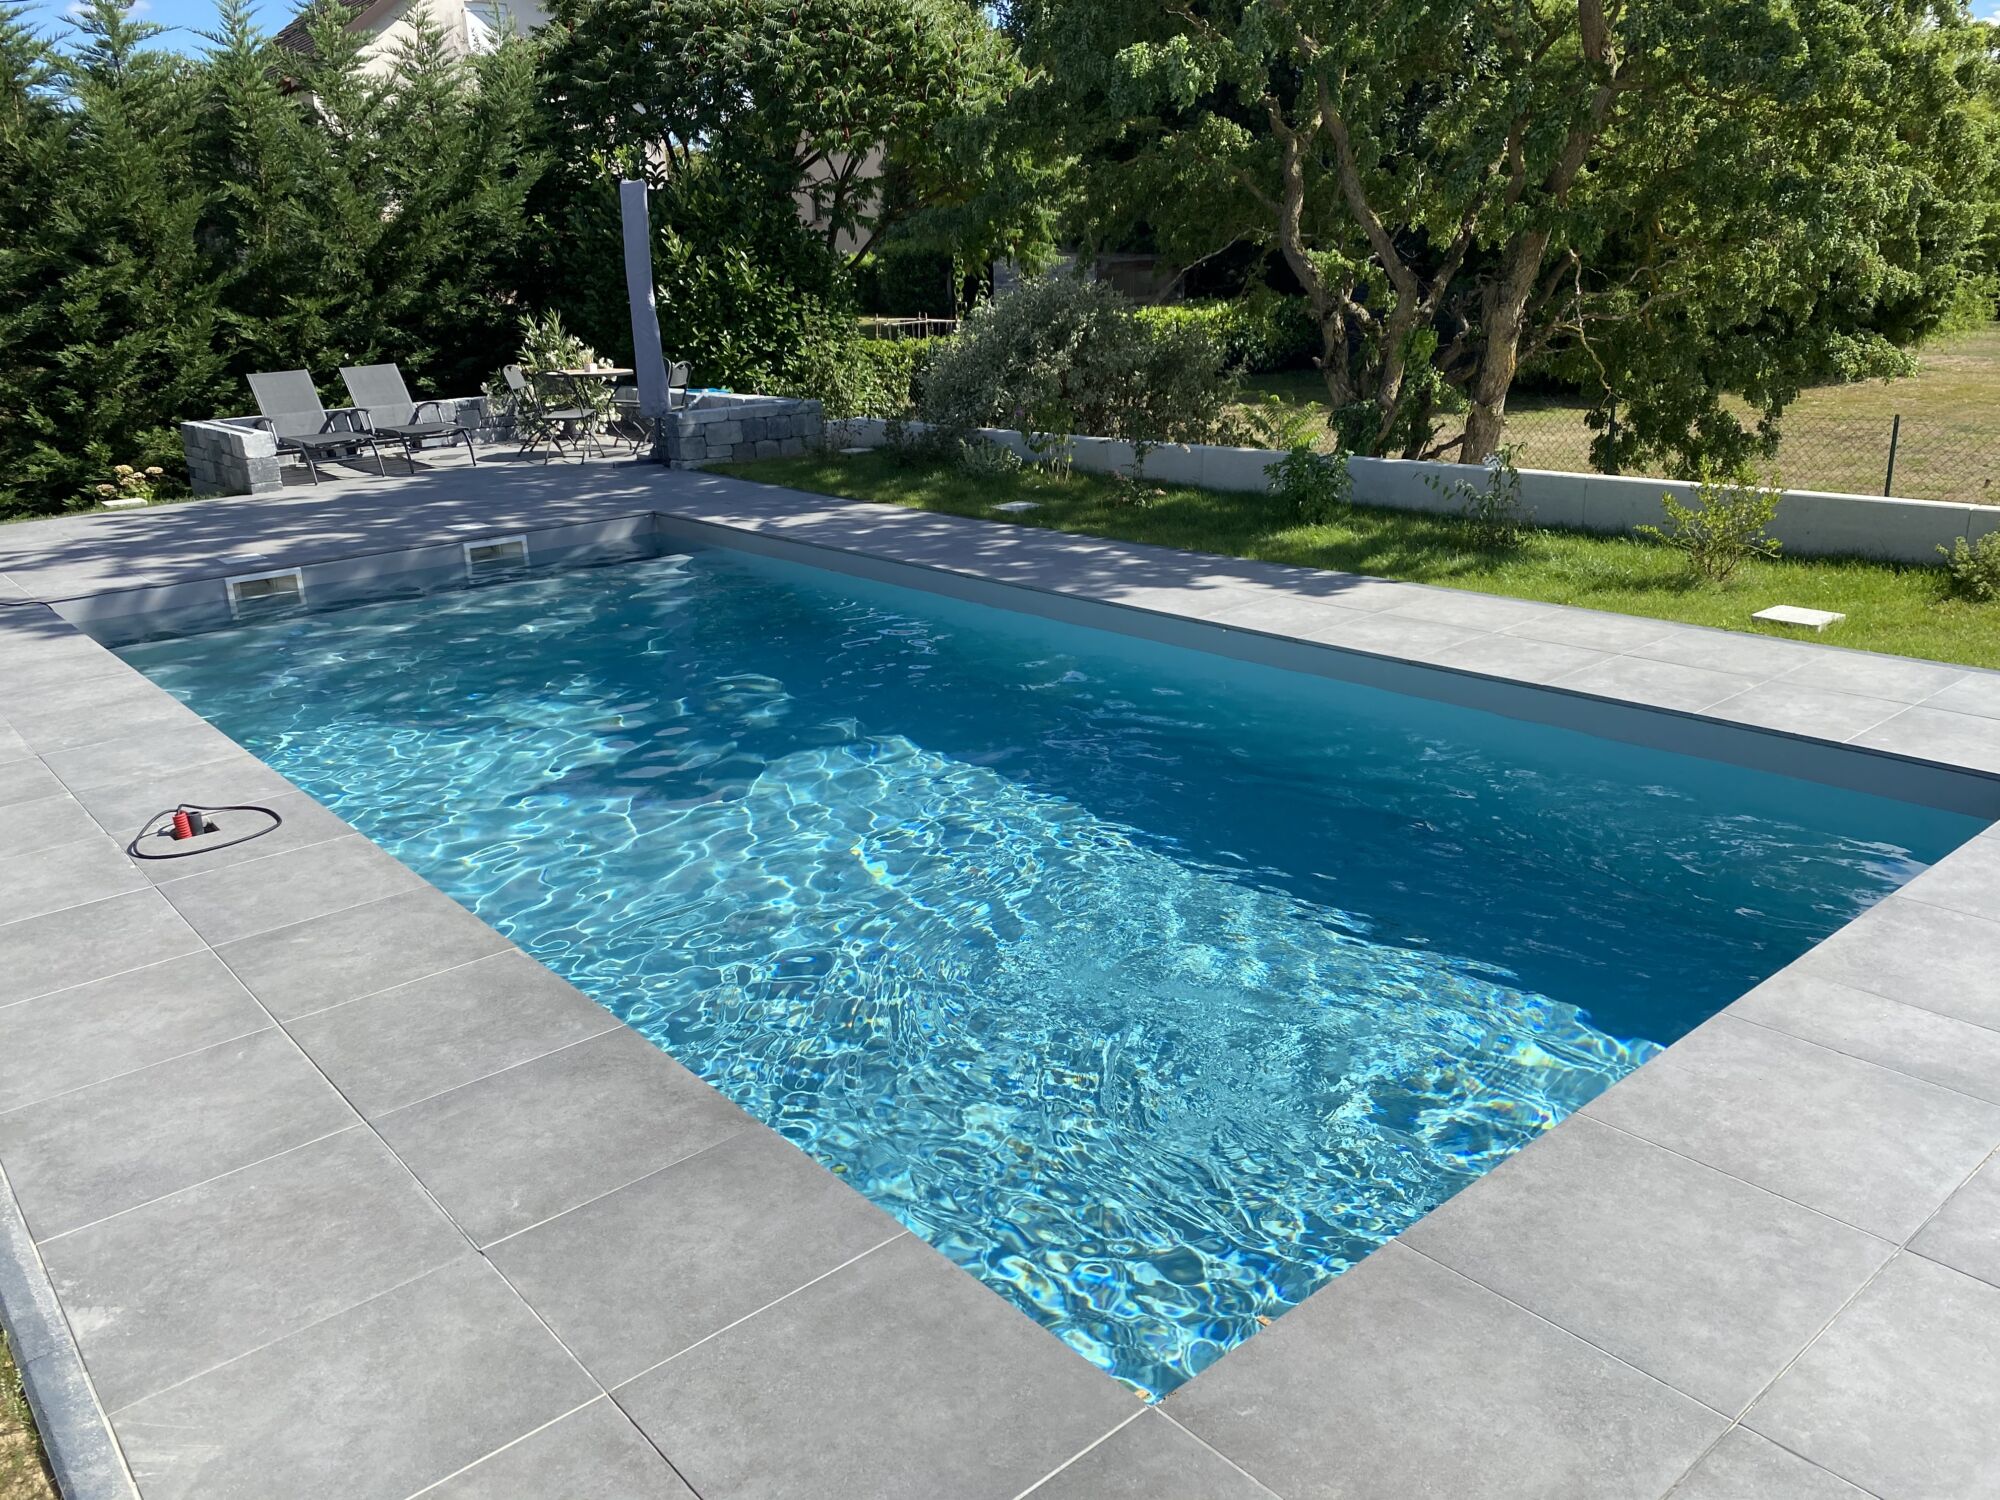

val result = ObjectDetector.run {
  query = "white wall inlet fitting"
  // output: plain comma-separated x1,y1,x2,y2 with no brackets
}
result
1753,605,1846,631
224,567,305,619
464,535,530,575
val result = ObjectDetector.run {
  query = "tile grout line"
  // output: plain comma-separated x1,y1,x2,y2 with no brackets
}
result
392,1395,609,1500
1152,1409,1288,1499
37,1124,367,1245
1722,1006,2000,1103
605,1230,912,1395
0,1021,280,1123
1653,1144,1999,1499
478,1125,759,1251
275,942,523,1025
1006,1407,1148,1500
0,1153,143,1499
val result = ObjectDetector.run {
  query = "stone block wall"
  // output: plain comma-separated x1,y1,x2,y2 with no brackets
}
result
179,419,283,498
657,395,824,469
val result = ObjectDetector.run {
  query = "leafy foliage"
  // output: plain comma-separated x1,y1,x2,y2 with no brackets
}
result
1265,444,1351,523
919,273,1238,444
1135,296,1317,373
1008,0,2000,470
1428,448,1533,553
1939,532,2000,602
1638,468,1784,584
0,0,546,517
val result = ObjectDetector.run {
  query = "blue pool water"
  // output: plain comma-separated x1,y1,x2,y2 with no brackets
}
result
120,544,1981,1396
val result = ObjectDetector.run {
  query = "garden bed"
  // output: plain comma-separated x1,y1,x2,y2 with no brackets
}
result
717,450,2000,670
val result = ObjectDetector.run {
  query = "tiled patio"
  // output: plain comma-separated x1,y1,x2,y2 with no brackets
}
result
1,461,1998,1499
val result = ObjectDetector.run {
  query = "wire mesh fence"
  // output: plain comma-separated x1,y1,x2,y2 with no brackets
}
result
1445,404,1998,505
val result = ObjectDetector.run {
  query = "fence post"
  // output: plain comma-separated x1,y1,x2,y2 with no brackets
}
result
1883,414,1901,497
1605,395,1620,475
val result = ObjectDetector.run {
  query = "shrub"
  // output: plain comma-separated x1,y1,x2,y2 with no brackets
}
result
1638,466,1783,583
1134,296,1318,373
1939,532,2000,601
842,337,947,419
1429,446,1532,551
1266,445,1351,523
918,273,1238,448
88,463,165,507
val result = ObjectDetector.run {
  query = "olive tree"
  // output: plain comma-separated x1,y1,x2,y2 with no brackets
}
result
1007,0,1998,468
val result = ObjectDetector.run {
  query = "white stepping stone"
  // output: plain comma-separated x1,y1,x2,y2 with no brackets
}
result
1753,604,1845,631
992,501,1040,514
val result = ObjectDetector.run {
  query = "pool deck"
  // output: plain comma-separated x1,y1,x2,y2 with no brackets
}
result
1,458,1998,1499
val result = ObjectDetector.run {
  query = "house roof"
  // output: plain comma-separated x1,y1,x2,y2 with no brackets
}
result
273,0,373,58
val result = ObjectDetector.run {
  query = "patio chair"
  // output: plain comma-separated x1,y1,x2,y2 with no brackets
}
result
246,370,387,484
503,364,606,463
606,361,691,455
339,363,478,468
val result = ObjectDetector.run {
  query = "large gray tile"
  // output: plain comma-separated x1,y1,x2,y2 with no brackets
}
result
41,1129,464,1410
375,1026,753,1245
216,886,512,1020
1790,896,2000,1032
0,721,25,761
5,792,104,855
40,719,247,791
1911,1155,2000,1290
1403,1115,1891,1413
0,834,145,927
1583,1017,2000,1240
1427,634,1611,686
492,1129,902,1385
0,641,129,696
0,951,269,1112
161,833,426,944
1552,655,1756,712
289,951,620,1117
113,1257,596,1500
1851,705,2000,774
1896,830,2000,922
1165,1242,1723,1500
0,887,201,1006
1704,680,1907,741
1778,652,1968,704
3,677,205,754
73,755,300,841
1630,627,1821,680
1730,968,2000,1105
426,1398,695,1499
1306,609,1486,661
0,756,63,808
1030,1413,1278,1500
1923,671,2000,721
616,1233,1137,1500
1668,1429,1871,1500
1383,589,1558,631
1503,608,1678,653
1748,1253,2000,1500
0,1029,352,1238
133,790,354,884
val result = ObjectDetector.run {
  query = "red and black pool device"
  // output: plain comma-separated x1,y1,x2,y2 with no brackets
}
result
169,809,214,840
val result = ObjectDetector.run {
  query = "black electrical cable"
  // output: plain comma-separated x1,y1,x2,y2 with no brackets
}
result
127,803,284,860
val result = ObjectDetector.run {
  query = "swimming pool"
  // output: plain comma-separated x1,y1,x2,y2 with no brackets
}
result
119,541,1982,1397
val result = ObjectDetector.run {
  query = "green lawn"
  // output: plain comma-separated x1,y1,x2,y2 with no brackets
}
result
716,450,2000,670
1,1333,54,1500
1239,323,2000,504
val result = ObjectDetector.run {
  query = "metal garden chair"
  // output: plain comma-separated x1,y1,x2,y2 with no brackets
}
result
245,370,387,484
339,363,478,468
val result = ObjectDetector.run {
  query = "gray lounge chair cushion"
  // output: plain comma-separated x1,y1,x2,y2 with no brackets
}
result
339,363,466,438
247,369,348,440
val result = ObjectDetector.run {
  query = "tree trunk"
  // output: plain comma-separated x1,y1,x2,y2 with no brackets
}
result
1460,228,1548,461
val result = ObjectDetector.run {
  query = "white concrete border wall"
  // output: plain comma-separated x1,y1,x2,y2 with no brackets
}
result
824,418,2000,566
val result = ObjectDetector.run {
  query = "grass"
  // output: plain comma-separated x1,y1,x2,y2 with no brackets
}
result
715,450,2000,669
1239,323,2000,504
0,1333,55,1500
